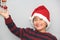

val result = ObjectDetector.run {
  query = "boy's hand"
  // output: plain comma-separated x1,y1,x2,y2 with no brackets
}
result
0,10,9,19
0,5,9,19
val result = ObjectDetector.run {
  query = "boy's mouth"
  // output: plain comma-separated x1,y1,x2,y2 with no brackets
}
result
35,24,42,27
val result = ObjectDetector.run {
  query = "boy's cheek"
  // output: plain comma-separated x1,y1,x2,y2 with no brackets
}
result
33,22,36,25
33,23,37,27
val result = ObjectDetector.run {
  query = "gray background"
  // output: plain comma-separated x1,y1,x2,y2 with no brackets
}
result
0,0,60,40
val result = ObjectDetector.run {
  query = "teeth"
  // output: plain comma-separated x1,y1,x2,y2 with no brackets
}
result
37,24,42,27
38,25,41,26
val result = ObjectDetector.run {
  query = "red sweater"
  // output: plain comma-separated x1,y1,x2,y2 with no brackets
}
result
4,16,57,40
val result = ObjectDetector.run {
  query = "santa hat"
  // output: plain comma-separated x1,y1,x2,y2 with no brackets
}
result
30,5,50,27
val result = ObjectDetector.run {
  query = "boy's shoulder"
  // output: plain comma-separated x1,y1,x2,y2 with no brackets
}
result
46,32,57,40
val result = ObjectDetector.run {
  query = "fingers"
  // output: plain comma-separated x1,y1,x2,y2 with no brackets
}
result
1,5,8,10
0,6,8,13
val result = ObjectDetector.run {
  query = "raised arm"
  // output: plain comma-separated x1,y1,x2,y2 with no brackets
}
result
0,10,24,38
4,15,20,38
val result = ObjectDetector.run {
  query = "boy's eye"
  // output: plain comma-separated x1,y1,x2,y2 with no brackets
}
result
33,18,37,22
34,19,37,21
33,18,43,21
39,18,43,20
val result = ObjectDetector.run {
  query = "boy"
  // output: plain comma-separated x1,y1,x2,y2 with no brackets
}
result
0,5,57,40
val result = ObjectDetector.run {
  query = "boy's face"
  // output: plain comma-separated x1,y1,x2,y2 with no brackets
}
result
33,16,47,31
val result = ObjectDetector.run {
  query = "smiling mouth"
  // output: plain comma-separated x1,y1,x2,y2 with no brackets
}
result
36,24,42,27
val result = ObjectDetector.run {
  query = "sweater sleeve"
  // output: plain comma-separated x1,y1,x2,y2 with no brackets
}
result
4,15,24,38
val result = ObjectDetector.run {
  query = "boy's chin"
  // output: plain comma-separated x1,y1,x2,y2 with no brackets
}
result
35,26,43,30
36,27,45,30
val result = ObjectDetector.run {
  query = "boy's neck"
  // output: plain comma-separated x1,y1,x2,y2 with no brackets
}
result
39,29,46,33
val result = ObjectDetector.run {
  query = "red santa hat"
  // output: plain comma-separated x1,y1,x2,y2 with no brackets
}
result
30,5,50,27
